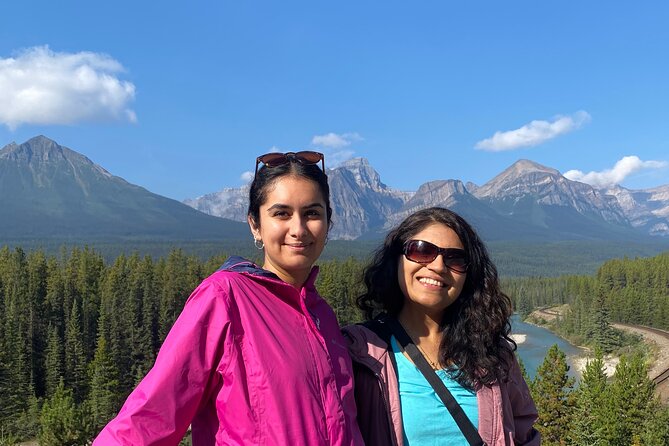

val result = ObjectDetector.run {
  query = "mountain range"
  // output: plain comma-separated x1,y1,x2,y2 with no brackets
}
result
185,158,669,241
0,136,248,241
1,136,668,245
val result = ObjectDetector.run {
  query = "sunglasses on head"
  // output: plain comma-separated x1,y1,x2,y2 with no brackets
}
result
402,239,469,274
255,151,325,177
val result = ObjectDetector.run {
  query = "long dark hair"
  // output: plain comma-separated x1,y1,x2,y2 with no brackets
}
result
357,207,515,388
247,161,333,228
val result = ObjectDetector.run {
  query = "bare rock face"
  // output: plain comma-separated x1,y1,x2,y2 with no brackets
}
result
184,185,250,223
182,158,411,239
604,185,669,236
473,159,629,226
383,180,472,229
183,156,669,241
327,158,410,239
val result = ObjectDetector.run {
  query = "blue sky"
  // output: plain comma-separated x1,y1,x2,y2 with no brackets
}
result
1,1,668,200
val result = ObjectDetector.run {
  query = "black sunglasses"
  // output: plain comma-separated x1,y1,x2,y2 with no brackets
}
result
402,239,469,274
255,151,325,177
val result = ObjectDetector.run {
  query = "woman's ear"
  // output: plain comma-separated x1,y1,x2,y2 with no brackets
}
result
247,215,260,239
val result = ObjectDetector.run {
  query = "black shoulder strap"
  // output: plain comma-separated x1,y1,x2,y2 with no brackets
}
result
385,318,485,446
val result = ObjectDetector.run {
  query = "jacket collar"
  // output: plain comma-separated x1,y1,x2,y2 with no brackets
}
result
218,256,319,291
342,324,391,374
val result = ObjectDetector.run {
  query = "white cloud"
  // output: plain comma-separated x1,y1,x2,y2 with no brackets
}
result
0,46,136,130
311,132,363,148
564,156,668,187
475,111,591,152
325,149,355,168
310,132,362,167
240,171,254,183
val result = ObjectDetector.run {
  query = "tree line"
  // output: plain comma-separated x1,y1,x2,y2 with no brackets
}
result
505,251,669,444
529,345,669,445
1,246,668,444
0,246,365,444
503,252,669,353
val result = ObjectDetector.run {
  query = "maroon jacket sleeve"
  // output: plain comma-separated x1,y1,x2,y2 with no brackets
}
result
505,356,541,445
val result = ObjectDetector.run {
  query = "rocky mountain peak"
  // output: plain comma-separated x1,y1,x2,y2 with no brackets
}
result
2,136,113,181
475,159,562,199
509,159,559,175
2,135,77,164
334,157,388,192
401,180,469,209
178,149,669,240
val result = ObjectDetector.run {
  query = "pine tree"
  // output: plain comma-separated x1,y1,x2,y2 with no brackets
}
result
604,354,657,445
2,248,32,416
87,335,120,433
100,255,134,393
12,379,41,441
44,324,64,397
641,405,669,446
64,302,87,402
531,344,575,445
570,350,608,445
589,289,620,353
38,380,86,446
131,256,157,381
26,250,48,403
516,355,532,389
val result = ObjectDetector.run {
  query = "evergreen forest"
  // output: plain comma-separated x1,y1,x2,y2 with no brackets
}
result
0,245,668,445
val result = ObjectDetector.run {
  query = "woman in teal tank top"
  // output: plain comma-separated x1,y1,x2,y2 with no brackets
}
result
346,207,540,445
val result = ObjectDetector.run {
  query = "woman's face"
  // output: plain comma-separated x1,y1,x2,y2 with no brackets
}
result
398,223,468,319
248,175,328,287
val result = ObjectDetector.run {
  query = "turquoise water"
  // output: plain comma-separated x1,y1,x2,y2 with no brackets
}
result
511,314,585,380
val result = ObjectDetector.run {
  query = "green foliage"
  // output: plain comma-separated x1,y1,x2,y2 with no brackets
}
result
65,302,88,402
87,336,120,433
38,380,88,446
569,350,608,445
505,251,669,356
531,344,575,445
11,390,41,441
641,405,669,446
604,354,657,445
44,324,64,397
0,427,19,446
317,257,365,325
2,244,669,442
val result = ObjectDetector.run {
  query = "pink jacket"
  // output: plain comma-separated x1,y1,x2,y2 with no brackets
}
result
94,257,364,445
342,323,540,446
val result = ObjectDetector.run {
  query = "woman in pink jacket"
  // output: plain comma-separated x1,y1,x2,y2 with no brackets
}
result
343,207,540,446
94,152,364,445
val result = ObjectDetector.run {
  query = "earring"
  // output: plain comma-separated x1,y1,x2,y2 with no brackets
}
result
254,238,264,250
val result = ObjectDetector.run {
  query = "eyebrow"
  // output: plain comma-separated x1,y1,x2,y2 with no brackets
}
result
266,203,324,212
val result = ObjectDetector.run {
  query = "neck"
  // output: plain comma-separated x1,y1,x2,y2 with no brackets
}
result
397,308,444,369
398,307,442,338
263,263,311,289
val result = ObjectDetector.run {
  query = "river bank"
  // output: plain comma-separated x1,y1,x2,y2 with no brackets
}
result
528,308,669,403
528,308,619,376
510,314,586,380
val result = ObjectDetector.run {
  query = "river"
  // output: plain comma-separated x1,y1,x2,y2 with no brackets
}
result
511,314,585,380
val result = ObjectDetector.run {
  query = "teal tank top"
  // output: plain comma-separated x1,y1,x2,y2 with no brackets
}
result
390,336,479,446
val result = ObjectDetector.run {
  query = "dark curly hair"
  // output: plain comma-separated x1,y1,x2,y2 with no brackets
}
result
357,207,515,388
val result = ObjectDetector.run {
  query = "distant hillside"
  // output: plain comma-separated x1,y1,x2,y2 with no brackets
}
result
0,136,248,241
